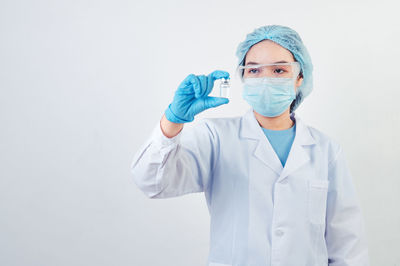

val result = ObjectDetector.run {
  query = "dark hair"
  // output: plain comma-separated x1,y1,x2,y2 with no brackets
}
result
289,99,296,113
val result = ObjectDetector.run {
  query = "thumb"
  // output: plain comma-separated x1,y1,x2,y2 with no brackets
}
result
203,96,229,109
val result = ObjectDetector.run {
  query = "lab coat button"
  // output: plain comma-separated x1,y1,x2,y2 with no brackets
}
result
275,229,284,236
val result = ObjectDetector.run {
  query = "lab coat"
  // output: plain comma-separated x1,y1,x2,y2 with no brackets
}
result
131,109,370,266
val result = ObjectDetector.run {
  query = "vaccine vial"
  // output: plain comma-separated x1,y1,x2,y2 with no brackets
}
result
219,78,230,98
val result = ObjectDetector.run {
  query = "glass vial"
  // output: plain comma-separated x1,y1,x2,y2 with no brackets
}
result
219,78,230,98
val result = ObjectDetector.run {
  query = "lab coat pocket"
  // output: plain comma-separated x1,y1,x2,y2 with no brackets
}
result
308,179,329,225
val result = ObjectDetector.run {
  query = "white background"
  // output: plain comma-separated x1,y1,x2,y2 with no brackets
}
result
1,0,399,265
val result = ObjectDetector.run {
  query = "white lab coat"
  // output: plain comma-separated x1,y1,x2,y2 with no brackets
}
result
131,109,370,266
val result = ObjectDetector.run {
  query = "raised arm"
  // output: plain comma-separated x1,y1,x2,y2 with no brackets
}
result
130,70,230,198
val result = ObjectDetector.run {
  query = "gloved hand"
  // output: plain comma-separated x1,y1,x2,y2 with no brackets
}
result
164,70,230,123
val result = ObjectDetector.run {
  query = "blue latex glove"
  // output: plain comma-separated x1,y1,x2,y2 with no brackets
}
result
165,70,230,123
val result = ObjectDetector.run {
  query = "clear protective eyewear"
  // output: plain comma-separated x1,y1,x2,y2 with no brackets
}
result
236,62,301,80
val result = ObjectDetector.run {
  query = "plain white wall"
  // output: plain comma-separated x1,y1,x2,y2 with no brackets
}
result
1,0,399,265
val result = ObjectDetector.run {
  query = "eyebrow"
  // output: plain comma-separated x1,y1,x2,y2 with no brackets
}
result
245,60,289,65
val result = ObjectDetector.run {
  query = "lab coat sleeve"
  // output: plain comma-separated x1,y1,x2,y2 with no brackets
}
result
325,146,370,266
130,118,217,199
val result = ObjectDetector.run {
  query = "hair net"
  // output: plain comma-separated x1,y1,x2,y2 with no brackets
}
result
235,25,313,113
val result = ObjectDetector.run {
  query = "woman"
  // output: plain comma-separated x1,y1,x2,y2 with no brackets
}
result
131,25,370,266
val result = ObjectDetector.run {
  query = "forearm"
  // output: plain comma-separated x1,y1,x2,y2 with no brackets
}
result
131,118,215,198
160,114,184,138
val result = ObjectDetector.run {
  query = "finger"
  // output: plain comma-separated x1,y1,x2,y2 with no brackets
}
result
206,70,230,96
208,70,230,80
194,75,208,98
203,96,229,109
179,74,199,94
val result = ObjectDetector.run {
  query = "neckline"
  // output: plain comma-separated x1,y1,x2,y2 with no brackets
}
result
262,122,296,132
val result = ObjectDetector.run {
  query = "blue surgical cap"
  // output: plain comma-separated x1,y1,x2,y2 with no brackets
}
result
235,25,313,113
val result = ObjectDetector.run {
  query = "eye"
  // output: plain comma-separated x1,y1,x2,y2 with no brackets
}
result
274,68,286,74
248,68,259,74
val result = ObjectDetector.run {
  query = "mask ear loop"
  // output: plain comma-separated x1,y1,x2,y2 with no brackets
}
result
292,62,302,96
289,62,302,116
293,62,301,79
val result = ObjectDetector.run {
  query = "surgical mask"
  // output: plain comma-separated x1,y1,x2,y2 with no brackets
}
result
242,77,296,117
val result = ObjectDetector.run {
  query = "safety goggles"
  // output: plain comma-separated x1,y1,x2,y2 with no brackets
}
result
236,62,301,80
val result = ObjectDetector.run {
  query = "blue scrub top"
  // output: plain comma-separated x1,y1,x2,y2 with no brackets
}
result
261,122,296,167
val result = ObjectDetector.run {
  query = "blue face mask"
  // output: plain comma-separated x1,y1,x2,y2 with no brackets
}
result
242,77,296,117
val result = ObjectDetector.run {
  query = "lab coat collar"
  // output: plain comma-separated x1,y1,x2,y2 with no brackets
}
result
239,108,316,180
